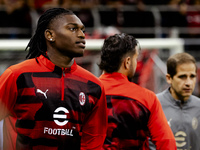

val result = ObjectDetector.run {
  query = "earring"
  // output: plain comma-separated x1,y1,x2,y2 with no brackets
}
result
50,38,53,41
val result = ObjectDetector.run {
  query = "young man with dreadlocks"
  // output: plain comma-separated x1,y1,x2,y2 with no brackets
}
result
99,33,176,149
0,8,107,150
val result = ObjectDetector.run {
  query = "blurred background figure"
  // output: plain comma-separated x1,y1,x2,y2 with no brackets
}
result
0,0,32,38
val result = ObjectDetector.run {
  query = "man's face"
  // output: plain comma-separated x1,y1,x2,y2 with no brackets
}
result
127,47,139,79
50,14,85,58
167,62,197,101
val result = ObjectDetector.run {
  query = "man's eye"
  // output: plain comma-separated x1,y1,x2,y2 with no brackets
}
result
191,75,196,78
179,75,187,79
69,28,76,31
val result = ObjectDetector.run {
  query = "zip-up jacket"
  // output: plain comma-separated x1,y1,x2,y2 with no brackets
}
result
99,73,176,150
149,88,200,150
0,55,107,150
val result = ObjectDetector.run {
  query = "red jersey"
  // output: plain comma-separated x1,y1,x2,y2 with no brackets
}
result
99,72,176,150
0,55,107,150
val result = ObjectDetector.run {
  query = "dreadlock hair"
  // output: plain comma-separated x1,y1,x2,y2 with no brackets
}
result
25,8,74,60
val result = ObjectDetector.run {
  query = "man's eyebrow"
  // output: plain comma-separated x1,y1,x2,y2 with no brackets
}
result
67,23,78,26
67,23,85,28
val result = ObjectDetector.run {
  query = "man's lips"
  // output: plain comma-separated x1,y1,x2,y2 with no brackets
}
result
183,88,192,92
76,40,86,48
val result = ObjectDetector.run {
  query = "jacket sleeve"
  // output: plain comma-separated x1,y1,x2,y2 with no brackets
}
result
147,94,177,150
0,68,18,120
80,86,107,150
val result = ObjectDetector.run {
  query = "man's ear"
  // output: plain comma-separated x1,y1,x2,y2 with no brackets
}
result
166,74,172,84
124,56,131,70
45,29,54,42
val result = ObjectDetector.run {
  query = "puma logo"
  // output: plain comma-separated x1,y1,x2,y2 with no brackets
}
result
36,89,48,99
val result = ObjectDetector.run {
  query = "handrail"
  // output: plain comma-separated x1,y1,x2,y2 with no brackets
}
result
0,39,184,55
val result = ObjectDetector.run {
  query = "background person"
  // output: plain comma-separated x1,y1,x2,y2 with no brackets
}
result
0,7,107,150
0,0,32,38
98,33,176,150
149,52,200,150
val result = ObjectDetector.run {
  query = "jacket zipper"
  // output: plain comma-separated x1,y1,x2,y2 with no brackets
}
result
61,69,65,101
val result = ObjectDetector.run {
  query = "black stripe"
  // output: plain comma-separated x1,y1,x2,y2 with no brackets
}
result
87,80,102,99
32,138,58,147
16,96,40,104
106,95,135,108
15,119,35,129
16,134,81,149
106,96,112,108
17,71,62,89
31,137,80,149
17,73,34,89
33,71,62,78
107,95,135,101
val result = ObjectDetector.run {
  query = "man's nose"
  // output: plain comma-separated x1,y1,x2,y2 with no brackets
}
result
185,77,193,86
78,29,85,39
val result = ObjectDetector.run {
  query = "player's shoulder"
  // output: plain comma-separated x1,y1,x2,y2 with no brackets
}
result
156,89,168,98
129,82,161,110
191,94,200,100
190,95,200,104
130,82,157,101
0,58,38,82
76,65,102,86
156,90,173,108
133,82,155,95
6,58,37,74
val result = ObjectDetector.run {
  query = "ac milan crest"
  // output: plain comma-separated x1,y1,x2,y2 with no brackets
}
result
79,92,86,106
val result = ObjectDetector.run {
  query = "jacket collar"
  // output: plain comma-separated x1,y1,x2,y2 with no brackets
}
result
38,55,77,73
165,88,191,106
100,72,129,81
